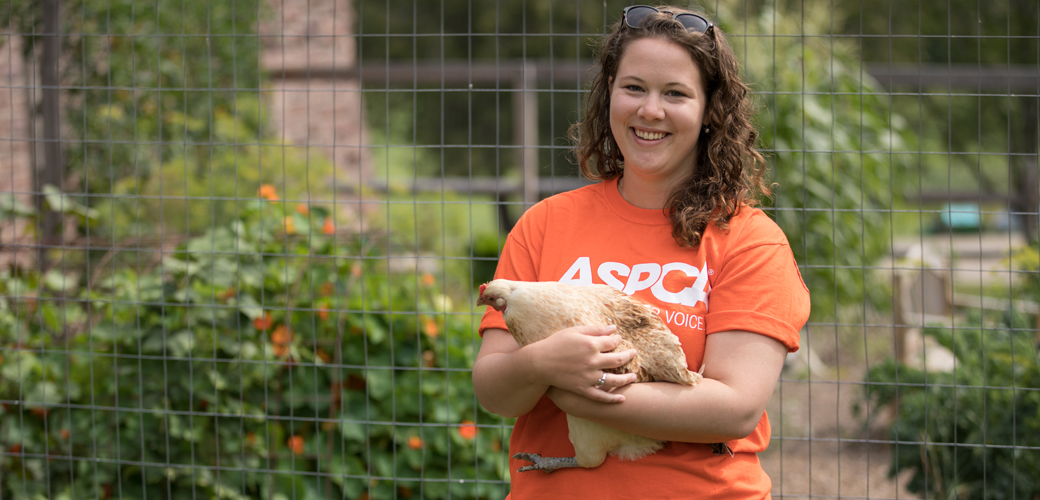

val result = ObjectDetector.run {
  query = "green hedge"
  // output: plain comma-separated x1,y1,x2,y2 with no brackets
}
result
863,310,1040,499
0,191,510,500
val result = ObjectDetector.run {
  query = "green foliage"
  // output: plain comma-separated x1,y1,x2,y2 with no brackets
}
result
3,0,292,241
1007,245,1040,302
0,197,510,500
835,0,1040,236
862,311,1040,499
64,0,265,193
741,4,911,318
94,98,336,240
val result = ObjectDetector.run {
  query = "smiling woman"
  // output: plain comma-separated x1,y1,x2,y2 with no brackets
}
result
609,37,708,209
472,4,809,500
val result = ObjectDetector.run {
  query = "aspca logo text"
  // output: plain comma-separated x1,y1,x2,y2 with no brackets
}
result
558,257,710,308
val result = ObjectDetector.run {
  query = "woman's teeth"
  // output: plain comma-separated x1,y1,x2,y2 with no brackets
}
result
634,129,666,140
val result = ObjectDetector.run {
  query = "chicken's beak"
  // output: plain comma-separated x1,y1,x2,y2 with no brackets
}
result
476,283,488,307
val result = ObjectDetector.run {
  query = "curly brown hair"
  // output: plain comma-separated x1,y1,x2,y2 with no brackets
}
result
571,6,769,247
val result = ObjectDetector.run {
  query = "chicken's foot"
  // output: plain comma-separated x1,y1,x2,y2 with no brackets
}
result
512,452,580,473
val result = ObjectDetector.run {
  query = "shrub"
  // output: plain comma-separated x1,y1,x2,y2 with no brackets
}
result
93,98,337,241
862,311,1040,499
0,189,510,500
740,5,913,319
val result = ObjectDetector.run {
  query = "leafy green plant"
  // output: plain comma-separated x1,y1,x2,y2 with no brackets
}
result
739,4,912,319
1007,245,1039,303
862,311,1040,499
0,190,510,500
94,97,336,240
3,0,264,195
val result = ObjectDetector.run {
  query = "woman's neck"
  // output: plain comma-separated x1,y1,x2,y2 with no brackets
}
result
617,175,674,210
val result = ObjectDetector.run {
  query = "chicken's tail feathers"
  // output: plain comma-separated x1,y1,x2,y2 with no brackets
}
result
685,368,704,386
660,365,703,386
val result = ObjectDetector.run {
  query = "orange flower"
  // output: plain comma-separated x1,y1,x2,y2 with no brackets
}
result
287,435,304,455
315,348,332,363
422,273,435,286
422,317,440,338
245,432,257,446
258,184,279,201
319,282,334,296
322,218,335,235
458,421,477,440
295,204,309,215
283,216,296,235
30,407,49,418
407,435,423,450
254,312,274,331
9,443,21,454
271,325,293,357
316,304,329,321
60,428,70,440
218,287,236,301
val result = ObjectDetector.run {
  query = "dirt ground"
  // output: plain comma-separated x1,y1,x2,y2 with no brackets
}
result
761,366,920,500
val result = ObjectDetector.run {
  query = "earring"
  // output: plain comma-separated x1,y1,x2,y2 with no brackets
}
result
703,126,710,134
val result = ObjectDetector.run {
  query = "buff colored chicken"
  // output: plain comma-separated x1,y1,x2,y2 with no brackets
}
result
477,279,716,473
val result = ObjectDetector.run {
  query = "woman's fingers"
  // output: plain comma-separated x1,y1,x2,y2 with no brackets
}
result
594,371,639,392
576,372,637,403
527,324,641,397
603,347,637,368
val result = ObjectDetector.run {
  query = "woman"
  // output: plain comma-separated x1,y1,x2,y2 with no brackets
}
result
472,5,810,498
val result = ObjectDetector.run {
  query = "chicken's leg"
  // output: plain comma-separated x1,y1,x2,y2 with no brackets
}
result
512,453,580,473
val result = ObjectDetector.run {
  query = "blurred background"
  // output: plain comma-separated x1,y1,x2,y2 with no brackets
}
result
1,0,1038,498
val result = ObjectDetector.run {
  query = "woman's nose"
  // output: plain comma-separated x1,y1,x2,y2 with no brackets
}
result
638,94,665,121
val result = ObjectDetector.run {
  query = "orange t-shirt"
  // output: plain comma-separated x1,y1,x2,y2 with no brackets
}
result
479,178,810,499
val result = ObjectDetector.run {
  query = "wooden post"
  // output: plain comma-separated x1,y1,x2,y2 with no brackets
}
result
39,0,63,267
513,61,539,211
892,271,910,365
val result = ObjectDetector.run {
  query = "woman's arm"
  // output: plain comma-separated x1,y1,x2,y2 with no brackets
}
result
547,330,787,442
472,326,639,418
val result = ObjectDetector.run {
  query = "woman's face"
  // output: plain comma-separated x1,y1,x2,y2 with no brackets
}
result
609,37,707,188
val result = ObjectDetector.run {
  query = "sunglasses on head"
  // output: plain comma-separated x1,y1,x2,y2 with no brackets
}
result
622,5,715,40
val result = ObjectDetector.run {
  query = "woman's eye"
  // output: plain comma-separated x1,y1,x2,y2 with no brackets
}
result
666,90,688,98
624,85,644,92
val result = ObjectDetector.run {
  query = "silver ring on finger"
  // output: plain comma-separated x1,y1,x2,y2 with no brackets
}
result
596,372,607,387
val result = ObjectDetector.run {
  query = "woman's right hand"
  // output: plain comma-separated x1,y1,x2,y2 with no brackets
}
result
473,325,638,418
526,324,639,402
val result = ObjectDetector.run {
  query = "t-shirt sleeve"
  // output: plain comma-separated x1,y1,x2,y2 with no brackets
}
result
477,202,547,336
704,216,810,352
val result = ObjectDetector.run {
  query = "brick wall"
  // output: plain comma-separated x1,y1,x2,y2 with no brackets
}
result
260,0,370,201
0,33,34,267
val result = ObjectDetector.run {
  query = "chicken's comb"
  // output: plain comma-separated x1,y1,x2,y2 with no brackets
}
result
478,283,487,297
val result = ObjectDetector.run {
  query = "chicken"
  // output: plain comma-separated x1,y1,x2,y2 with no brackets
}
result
477,279,714,473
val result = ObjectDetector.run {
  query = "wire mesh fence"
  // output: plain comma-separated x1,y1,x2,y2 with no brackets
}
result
1,0,1038,498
